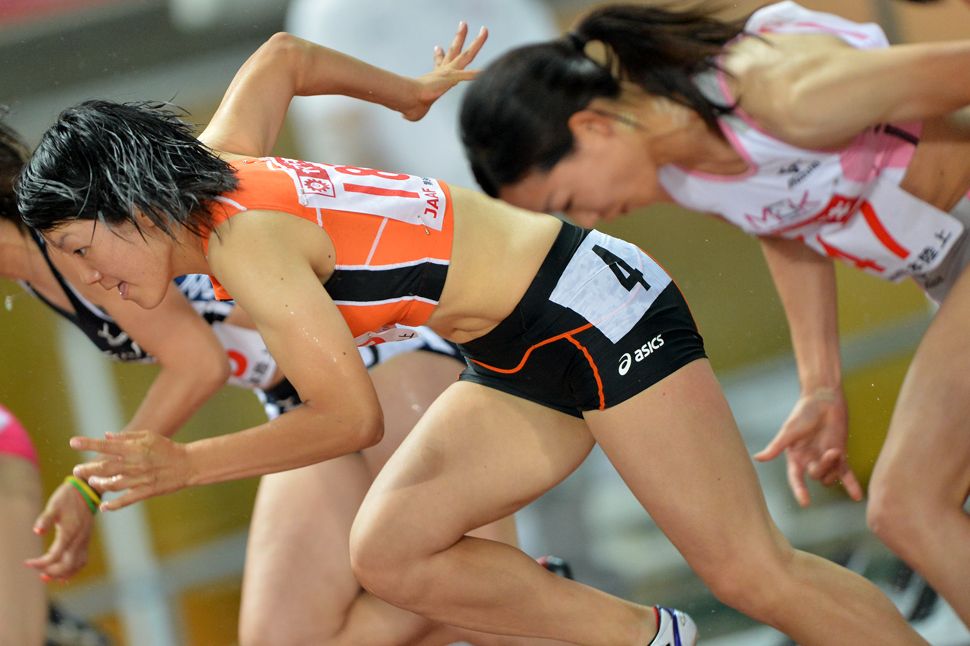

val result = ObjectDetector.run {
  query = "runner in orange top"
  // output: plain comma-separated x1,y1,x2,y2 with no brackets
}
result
206,157,454,345
18,30,924,646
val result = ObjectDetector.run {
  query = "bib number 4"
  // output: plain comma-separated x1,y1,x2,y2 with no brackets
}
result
592,244,651,292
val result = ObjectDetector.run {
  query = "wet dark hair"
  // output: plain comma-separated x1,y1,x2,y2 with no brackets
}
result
17,99,237,237
0,116,30,230
460,3,745,196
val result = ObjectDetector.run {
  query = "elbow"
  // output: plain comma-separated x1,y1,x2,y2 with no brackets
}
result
260,32,308,85
745,60,841,148
756,86,827,147
202,352,232,392
193,342,232,393
353,406,384,451
263,31,303,56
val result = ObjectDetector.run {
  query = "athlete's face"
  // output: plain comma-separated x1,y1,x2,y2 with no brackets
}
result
499,111,663,227
46,217,175,309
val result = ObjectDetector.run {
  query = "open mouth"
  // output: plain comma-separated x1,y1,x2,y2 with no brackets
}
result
117,282,129,299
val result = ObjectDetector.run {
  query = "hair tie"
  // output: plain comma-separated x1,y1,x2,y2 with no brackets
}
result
566,31,589,54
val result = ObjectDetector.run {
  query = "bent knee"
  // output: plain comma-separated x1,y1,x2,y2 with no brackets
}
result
867,475,934,556
696,546,795,619
350,511,440,609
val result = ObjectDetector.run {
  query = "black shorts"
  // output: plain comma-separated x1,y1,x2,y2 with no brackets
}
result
458,223,706,417
258,329,463,419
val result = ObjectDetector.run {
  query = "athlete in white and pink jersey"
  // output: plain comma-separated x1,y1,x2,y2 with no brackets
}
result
462,0,970,631
658,2,970,303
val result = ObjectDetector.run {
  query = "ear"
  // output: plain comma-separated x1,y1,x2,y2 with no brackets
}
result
567,109,616,141
132,210,158,231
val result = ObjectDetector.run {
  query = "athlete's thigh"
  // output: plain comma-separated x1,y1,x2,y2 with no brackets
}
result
362,351,463,477
356,381,594,551
241,453,372,633
0,456,45,646
874,264,970,502
585,360,786,570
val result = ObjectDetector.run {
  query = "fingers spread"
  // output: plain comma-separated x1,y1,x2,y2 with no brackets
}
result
786,458,811,507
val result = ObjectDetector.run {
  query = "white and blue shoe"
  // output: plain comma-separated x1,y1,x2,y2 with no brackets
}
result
647,606,697,646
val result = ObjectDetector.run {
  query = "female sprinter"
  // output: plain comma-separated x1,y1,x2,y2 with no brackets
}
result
4,28,555,645
18,31,925,646
458,0,970,630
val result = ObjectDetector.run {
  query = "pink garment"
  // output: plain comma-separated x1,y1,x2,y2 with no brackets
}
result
0,404,38,468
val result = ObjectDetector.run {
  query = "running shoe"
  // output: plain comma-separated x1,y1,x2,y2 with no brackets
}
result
647,606,697,646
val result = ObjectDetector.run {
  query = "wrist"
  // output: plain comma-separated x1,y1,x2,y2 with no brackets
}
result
797,362,842,394
799,383,843,400
393,77,424,116
65,475,101,515
182,440,207,488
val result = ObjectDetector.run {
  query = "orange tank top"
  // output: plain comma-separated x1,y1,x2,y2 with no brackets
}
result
202,157,454,346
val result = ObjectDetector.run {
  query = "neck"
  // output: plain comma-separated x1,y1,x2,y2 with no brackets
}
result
611,94,749,175
652,117,748,175
169,225,212,276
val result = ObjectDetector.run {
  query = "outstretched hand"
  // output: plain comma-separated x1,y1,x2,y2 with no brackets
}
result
24,480,96,581
68,431,193,511
403,21,488,122
754,387,863,506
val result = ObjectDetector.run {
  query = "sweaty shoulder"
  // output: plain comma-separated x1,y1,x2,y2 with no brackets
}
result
725,2,887,81
211,158,310,228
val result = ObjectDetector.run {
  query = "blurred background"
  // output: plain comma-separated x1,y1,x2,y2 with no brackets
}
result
0,0,968,644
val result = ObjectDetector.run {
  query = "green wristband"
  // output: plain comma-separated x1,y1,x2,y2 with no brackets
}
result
65,476,99,515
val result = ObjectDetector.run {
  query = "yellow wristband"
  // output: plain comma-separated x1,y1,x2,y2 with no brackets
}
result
65,475,101,514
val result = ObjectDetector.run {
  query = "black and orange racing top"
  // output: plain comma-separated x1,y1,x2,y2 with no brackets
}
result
202,157,454,346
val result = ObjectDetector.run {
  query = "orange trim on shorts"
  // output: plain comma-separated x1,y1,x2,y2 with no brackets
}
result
564,334,606,410
468,322,606,411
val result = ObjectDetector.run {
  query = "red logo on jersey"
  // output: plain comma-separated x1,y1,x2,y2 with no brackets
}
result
274,157,336,198
227,350,248,377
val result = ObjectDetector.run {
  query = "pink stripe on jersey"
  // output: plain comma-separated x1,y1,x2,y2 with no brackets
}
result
670,69,758,183
758,21,872,42
0,405,38,468
840,123,920,182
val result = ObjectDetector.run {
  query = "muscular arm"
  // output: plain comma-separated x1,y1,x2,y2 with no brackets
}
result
752,236,862,505
730,35,970,149
759,236,841,394
72,211,382,507
199,26,484,157
185,210,383,484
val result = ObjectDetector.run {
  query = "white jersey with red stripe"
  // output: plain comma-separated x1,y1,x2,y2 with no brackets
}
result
658,1,966,284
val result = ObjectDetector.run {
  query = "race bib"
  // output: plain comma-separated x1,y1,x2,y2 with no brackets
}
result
268,158,447,232
550,231,672,343
806,178,964,282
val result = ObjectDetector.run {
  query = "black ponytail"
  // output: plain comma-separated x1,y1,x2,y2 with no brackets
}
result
460,3,744,197
574,4,743,131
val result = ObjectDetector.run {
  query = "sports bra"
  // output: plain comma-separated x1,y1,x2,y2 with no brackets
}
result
203,157,453,346
21,231,278,389
658,1,967,284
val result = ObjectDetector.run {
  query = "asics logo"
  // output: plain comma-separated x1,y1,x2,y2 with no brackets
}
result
617,334,664,375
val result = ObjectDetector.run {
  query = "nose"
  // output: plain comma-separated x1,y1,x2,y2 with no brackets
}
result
80,264,103,286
